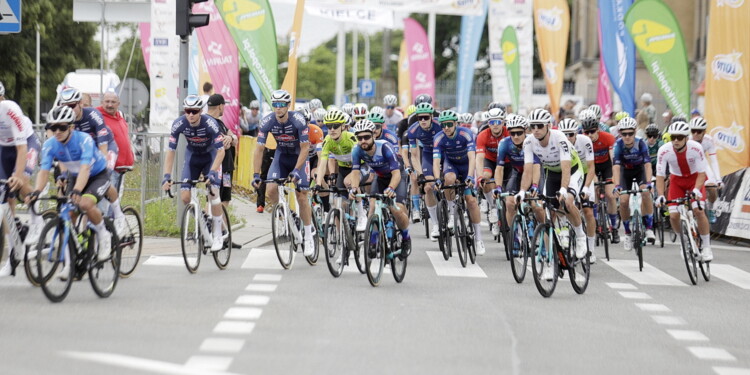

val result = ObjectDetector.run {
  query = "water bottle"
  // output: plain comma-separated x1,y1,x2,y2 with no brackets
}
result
386,221,394,239
558,227,570,248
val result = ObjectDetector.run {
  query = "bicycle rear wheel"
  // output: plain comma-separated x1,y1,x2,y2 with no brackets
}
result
509,214,529,283
89,220,120,298
304,222,320,266
213,205,232,270
118,206,143,277
454,205,468,268
568,229,591,294
421,198,430,239
679,224,698,285
390,230,407,283
498,200,510,260
272,204,294,269
180,203,202,273
598,203,610,261
634,213,644,272
364,215,385,287
324,209,344,277
437,199,450,260
531,223,558,298
37,218,75,303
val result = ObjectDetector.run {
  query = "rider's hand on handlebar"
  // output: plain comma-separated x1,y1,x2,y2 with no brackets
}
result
252,173,262,189
655,195,666,207
515,190,526,203
384,186,396,198
557,188,568,201
162,173,172,191
465,176,475,186
692,188,703,200
614,185,623,195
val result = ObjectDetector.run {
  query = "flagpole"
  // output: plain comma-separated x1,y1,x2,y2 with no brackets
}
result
336,24,345,106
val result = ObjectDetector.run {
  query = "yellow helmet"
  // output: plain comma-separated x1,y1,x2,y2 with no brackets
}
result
405,104,417,117
614,111,630,122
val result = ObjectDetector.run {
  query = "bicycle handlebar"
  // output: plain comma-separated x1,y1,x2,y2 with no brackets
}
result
619,188,652,195
165,178,215,198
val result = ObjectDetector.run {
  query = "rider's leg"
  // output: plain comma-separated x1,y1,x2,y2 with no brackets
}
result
505,196,516,226
641,184,654,229
266,183,279,206
444,172,457,213
606,183,618,230
584,206,596,250
620,194,631,234
467,193,482,240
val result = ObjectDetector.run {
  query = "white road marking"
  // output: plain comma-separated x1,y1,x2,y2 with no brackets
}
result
61,351,243,375
618,291,652,299
224,307,263,320
425,251,488,278
199,338,245,353
184,356,233,371
710,264,750,290
245,283,277,292
604,259,687,286
241,248,283,269
253,273,282,282
714,367,750,375
687,347,736,361
143,256,187,267
213,321,255,335
666,329,709,341
606,282,637,290
235,295,270,306
651,315,687,326
635,303,671,312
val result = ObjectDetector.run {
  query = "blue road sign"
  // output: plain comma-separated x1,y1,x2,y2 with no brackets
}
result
0,0,21,33
358,79,376,99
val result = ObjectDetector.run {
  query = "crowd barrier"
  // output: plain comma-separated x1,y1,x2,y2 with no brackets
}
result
233,136,257,190
712,167,750,240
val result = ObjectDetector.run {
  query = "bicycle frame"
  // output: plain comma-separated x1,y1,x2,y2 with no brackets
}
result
276,183,303,244
357,193,402,260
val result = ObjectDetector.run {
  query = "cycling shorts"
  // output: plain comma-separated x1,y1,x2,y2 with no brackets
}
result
443,158,470,181
503,168,522,193
268,151,310,190
67,169,112,203
483,158,495,175
181,149,217,189
0,134,41,178
371,172,407,205
620,166,648,189
421,151,435,177
542,166,584,207
668,173,705,213
595,161,613,182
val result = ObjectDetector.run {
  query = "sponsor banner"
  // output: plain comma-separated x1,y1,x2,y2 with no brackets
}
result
149,0,181,134
596,17,613,121
216,0,278,105
397,40,412,108
488,0,533,112
139,23,151,76
281,0,306,104
704,0,749,175
275,0,483,16
625,0,689,118
500,26,520,111
305,4,393,27
404,18,435,100
598,0,635,116
533,0,570,119
456,0,489,113
188,30,200,96
711,167,745,236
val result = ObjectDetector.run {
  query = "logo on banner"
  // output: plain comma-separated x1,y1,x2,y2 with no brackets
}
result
208,41,223,56
221,85,232,99
631,20,675,54
711,51,744,81
451,0,481,9
717,0,744,8
153,38,169,47
537,7,563,31
544,61,558,83
289,32,298,57
502,41,517,64
155,88,167,98
410,42,430,61
223,0,266,31
710,122,746,153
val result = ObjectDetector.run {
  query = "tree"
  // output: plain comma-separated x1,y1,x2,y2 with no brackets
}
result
111,25,150,93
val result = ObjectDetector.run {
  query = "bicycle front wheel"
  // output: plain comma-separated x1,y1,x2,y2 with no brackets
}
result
568,229,590,294
437,199,450,260
679,224,698,285
390,229,407,283
272,204,294,269
598,203,610,261
324,209,344,277
634,213,644,272
498,200,510,260
455,205,468,268
118,206,143,277
89,220,120,298
531,223,558,298
180,203,202,273
364,215,385,287
509,214,529,283
37,218,75,303
212,205,232,270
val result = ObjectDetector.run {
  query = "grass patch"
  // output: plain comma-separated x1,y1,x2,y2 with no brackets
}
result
141,196,245,238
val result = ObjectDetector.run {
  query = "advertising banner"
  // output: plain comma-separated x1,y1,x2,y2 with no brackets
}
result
281,0,306,104
598,0,635,116
148,0,180,134
456,0,489,113
488,0,533,112
596,18,613,120
404,18,435,100
500,26,520,111
138,23,151,76
275,0,484,16
533,0,570,119
305,4,393,27
397,40,412,108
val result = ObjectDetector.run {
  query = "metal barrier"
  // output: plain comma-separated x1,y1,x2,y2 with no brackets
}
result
126,133,171,216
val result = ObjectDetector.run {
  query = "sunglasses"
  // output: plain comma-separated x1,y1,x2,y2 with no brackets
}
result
185,109,201,115
386,106,395,110
375,124,383,130
417,115,431,122
357,134,372,141
584,129,598,135
671,135,687,141
49,124,70,132
441,122,455,128
691,129,704,134
529,123,546,130
510,131,525,137
488,119,504,126
620,131,635,137
271,102,288,108
328,123,343,130
563,132,576,138
647,135,659,139
65,103,78,109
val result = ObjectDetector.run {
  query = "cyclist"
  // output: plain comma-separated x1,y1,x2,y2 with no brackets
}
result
655,121,713,261
301,108,325,184
367,112,399,148
689,117,721,224
161,95,226,251
459,113,474,133
241,100,261,137
645,124,664,173
588,104,610,133
406,102,443,240
313,108,328,137
57,88,119,171
383,94,403,128
433,110,485,255
612,117,656,250
252,90,315,255
582,109,620,243
352,103,368,122
559,118,597,261
475,107,509,236
308,98,323,112
349,120,411,258
397,105,421,222
517,108,587,279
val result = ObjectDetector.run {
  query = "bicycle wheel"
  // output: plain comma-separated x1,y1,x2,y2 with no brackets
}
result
352,230,366,274
655,206,665,248
437,199,450,260
213,205,232,270
272,204,294,269
494,199,504,244
37,218,74,303
454,205,468,268
498,200,511,260
89,220,120,298
421,198,430,239
568,229,591,294
304,219,320,266
509,214,529,283
390,228,407,283
598,203,610,261
633,212,644,272
466,213,476,265
695,230,711,282
324,209,344,277
531,223,558,298
118,207,143,277
679,224,698,285
24,244,42,287
180,203,202,273
364,215,385,287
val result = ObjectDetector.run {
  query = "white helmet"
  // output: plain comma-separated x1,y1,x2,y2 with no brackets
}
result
309,98,323,110
58,87,83,105
383,94,397,106
528,108,552,124
352,119,376,135
370,106,385,116
667,121,691,136
270,89,291,103
689,116,707,130
352,103,368,119
459,113,473,124
486,107,506,121
313,108,326,122
47,106,76,124
249,100,260,109
479,111,489,123
342,103,354,115
588,104,602,120
183,95,204,109
558,118,580,133
506,114,529,130
618,117,638,130
641,92,653,103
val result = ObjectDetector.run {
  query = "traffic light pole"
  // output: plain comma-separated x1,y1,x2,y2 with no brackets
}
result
175,35,189,226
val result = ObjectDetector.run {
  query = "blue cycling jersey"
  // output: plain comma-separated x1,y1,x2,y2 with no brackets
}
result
257,111,309,154
407,121,442,154
40,130,107,176
613,137,650,169
74,107,112,149
497,137,539,172
169,114,224,153
432,127,475,162
352,140,400,178
378,128,399,147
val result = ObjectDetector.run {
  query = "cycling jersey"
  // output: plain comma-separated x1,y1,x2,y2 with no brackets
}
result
74,107,110,148
613,137,650,169
432,127,475,163
475,127,509,162
320,131,357,167
0,101,34,146
352,140,400,178
407,121,442,154
384,111,403,128
40,130,107,176
656,141,706,177
169,114,224,153
523,129,582,173
257,111,309,155
590,130,615,164
691,134,721,183
571,134,594,174
497,137,539,173
647,139,664,172
378,128,399,147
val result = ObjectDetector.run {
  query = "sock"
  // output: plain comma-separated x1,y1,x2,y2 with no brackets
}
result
574,224,585,237
609,214,618,228
644,215,653,229
700,234,711,249
111,198,124,219
212,216,222,237
484,191,495,207
587,236,596,251
623,220,631,234
94,220,106,234
411,195,420,210
401,229,410,240
304,224,314,239
357,200,365,216
427,205,438,222
321,195,330,212
473,223,482,241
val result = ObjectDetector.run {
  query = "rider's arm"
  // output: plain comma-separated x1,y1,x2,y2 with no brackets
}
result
493,165,505,186
350,146,362,189
656,176,666,198
560,159,571,192
163,150,175,177
432,140,442,179
12,144,27,180
612,141,622,187
73,164,91,192
210,148,225,173
520,139,534,191
464,129,476,179
411,146,422,176
585,160,595,187
295,142,310,171
467,150,476,179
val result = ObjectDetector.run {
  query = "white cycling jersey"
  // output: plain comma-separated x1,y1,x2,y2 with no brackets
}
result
572,134,595,164
0,100,34,146
690,134,721,184
523,129,582,173
384,110,403,127
656,140,706,177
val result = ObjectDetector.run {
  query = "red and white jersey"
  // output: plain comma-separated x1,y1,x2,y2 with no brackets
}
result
0,100,34,146
656,140,706,177
690,134,721,183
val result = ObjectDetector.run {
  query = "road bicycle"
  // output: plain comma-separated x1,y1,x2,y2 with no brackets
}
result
359,193,408,287
666,194,710,285
269,178,319,269
0,180,32,283
493,191,512,260
318,184,365,277
416,177,432,239
618,182,651,271
594,181,612,261
168,179,232,273
440,182,476,267
502,192,538,283
432,181,453,261
109,166,143,278
650,178,666,248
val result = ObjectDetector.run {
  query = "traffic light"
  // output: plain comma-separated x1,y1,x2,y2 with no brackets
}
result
176,0,210,38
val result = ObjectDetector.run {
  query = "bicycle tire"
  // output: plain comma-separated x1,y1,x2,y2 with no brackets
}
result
24,243,42,287
89,219,120,298
390,228,407,283
679,224,698,285
598,203,610,261
634,211,644,272
498,199,511,260
272,204,294,269
364,215,385,287
37,218,75,303
568,228,590,294
695,229,711,282
455,204,468,268
421,198,430,239
494,199,503,244
509,214,528,283
467,210,476,265
353,231,366,274
324,209,344,277
180,203,202,273
437,199,450,261
304,222,319,266
118,206,143,277
531,223,557,298
212,205,232,270
345,205,366,274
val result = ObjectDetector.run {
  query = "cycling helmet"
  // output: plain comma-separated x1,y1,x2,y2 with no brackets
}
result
326,104,338,112
323,109,347,125
249,100,260,109
670,116,687,124
478,111,489,123
460,113,474,124
271,89,291,103
668,121,690,136
352,119,376,135
414,102,434,115
506,114,529,130
558,118,580,133
58,87,83,105
689,116,708,130
370,106,385,116
588,104,602,120
579,109,599,131
528,108,553,124
405,104,417,117
300,107,312,122
486,107,506,121
645,123,660,137
47,106,76,124
352,103,368,119
309,98,323,110
614,111,629,122
414,94,433,105
438,110,459,123
618,117,638,130
183,94,204,109
313,108,326,123
367,112,386,124
341,103,354,115
383,94,397,106
488,101,505,110
0,81,4,97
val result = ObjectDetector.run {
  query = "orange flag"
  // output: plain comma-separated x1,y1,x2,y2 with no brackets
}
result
533,0,569,120
281,0,306,104
398,40,412,108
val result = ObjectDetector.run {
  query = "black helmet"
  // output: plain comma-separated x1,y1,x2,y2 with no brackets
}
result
414,94,433,105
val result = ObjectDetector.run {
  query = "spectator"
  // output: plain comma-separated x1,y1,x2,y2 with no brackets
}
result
201,82,213,113
635,109,649,139
662,109,673,128
97,91,135,192
255,133,276,213
691,108,701,119
640,93,656,124
81,93,93,108
241,100,261,137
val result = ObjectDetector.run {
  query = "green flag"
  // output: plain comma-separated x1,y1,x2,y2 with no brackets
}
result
501,26,520,111
216,0,278,103
625,0,689,118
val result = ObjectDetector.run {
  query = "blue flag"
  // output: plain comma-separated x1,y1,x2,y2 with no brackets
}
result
598,0,636,116
249,73,264,114
456,0,489,113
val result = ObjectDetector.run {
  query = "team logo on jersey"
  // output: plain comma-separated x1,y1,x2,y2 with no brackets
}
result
276,134,295,142
711,51,743,81
537,7,563,31
709,122,746,154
